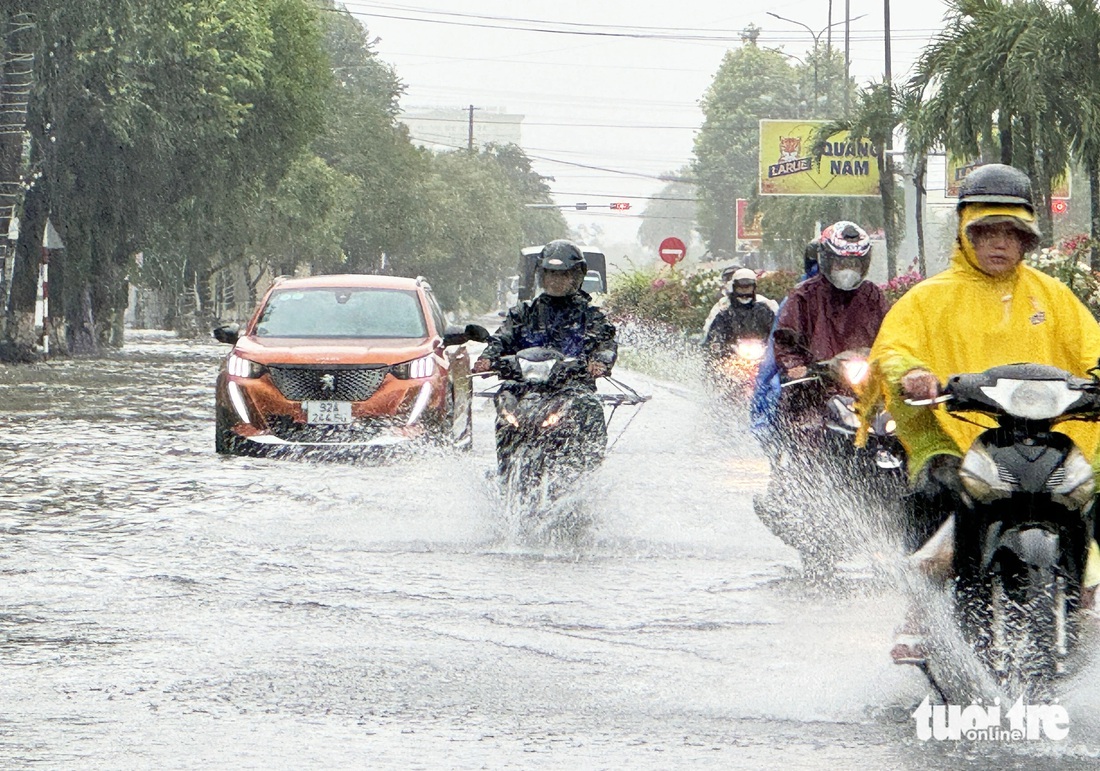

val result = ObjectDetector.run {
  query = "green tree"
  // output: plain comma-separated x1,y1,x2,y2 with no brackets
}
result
912,0,1070,251
694,39,855,262
6,0,330,352
693,44,802,257
637,177,697,256
1048,0,1100,268
405,150,522,310
481,142,567,246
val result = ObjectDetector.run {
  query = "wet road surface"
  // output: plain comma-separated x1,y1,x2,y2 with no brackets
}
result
2,330,1099,768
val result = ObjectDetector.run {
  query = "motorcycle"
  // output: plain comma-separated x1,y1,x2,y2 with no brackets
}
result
754,349,909,579
478,347,649,538
906,363,1100,698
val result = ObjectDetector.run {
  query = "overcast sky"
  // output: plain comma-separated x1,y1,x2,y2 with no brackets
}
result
337,1,952,247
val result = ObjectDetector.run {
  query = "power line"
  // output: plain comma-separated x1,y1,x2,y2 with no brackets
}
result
551,191,698,202
331,3,755,41
401,115,699,130
406,134,686,181
335,2,940,43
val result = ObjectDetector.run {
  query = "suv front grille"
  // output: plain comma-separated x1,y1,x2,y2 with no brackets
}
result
267,365,388,401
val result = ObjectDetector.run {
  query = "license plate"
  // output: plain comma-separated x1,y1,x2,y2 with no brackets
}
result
303,401,353,425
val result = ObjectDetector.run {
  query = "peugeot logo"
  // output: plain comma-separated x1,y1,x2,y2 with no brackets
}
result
319,373,336,392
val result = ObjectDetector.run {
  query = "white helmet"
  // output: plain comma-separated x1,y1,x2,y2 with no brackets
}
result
726,268,757,305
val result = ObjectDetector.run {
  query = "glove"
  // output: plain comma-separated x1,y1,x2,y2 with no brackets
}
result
900,368,940,402
587,361,610,379
472,357,491,374
915,454,964,498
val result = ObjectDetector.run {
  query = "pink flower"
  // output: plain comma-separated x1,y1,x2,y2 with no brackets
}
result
651,278,667,289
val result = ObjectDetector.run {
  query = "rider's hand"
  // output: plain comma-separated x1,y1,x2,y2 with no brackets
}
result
786,366,808,380
900,368,940,402
587,361,610,379
472,357,491,374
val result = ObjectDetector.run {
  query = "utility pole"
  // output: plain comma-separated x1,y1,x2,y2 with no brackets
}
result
844,0,851,117
884,0,892,90
467,104,477,152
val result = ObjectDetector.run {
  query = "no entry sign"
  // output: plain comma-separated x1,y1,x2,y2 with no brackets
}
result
659,236,686,265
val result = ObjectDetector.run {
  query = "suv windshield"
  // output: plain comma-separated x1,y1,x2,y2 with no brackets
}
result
254,288,427,338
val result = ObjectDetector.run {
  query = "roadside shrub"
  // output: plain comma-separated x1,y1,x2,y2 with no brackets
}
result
755,270,799,305
882,270,923,305
1027,234,1100,318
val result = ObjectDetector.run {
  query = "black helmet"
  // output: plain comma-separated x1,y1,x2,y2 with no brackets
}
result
538,239,587,272
957,164,1034,213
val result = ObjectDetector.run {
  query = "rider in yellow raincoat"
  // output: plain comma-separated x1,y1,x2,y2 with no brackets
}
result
862,164,1100,659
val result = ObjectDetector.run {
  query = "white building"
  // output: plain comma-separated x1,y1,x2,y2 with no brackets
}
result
400,106,523,152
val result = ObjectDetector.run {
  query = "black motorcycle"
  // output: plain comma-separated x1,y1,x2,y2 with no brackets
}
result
481,347,648,536
911,363,1100,698
755,349,908,579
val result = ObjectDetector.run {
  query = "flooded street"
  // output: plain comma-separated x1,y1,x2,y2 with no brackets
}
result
2,331,1100,769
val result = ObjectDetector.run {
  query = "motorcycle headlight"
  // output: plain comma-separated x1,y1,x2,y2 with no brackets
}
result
979,379,1081,420
226,352,265,378
841,358,870,387
959,442,1013,502
1050,446,1096,510
541,412,562,428
391,354,435,379
735,340,766,361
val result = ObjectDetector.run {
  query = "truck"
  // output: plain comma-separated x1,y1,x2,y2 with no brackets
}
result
517,244,607,301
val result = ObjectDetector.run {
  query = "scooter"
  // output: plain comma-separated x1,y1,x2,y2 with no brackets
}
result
754,349,909,579
477,347,649,536
908,362,1100,699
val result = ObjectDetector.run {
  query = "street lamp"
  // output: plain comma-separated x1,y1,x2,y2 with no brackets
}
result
766,12,866,106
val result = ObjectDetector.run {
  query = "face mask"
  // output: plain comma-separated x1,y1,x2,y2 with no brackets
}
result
829,268,862,291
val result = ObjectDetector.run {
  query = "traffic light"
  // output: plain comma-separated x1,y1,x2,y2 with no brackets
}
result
609,202,631,211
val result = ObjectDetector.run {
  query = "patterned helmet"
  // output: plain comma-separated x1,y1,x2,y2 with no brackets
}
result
819,221,872,290
820,221,872,259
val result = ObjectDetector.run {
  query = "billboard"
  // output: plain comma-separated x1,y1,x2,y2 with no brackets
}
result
735,198,763,253
944,155,1070,200
759,120,881,197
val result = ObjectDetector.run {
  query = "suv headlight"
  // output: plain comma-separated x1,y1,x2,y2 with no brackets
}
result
226,352,265,378
391,354,435,379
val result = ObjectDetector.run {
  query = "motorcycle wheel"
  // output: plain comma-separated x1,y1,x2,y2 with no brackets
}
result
989,569,1066,694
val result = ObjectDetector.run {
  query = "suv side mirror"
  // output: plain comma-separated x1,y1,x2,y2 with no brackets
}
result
442,323,491,347
213,324,240,345
464,323,491,343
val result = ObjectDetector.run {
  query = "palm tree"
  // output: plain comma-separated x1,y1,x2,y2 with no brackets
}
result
912,0,1071,248
897,83,940,276
810,81,903,278
1049,0,1100,268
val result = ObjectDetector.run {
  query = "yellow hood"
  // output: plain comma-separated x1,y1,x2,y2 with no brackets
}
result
954,203,1041,279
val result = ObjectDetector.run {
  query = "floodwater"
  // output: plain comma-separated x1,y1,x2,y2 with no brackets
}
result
1,330,1099,769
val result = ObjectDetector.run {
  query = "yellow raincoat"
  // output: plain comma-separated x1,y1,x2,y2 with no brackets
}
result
865,203,1100,584
868,204,1100,475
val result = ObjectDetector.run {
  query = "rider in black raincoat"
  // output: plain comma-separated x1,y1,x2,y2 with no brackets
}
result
474,240,618,470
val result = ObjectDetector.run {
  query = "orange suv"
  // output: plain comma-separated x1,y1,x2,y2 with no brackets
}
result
212,274,487,455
